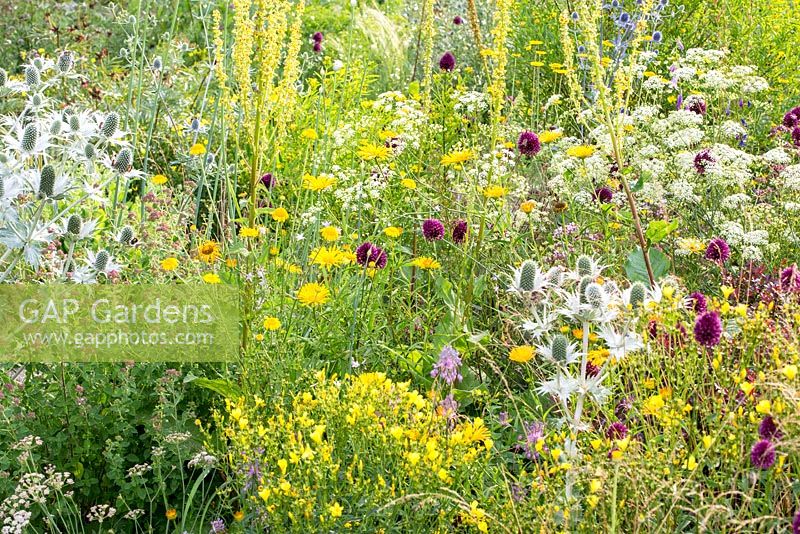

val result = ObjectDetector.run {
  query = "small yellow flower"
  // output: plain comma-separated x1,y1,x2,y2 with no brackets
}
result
271,207,289,223
328,502,343,519
400,178,417,190
410,257,441,270
197,241,221,263
539,130,563,143
483,185,507,199
189,143,206,156
755,399,771,414
684,455,698,471
642,394,665,415
721,285,735,299
589,479,602,493
782,364,798,380
296,282,331,307
233,510,244,522
160,257,179,271
320,226,340,242
384,226,403,238
152,174,168,185
357,141,390,161
586,495,600,508
263,317,281,331
202,273,221,284
566,145,595,159
166,509,177,521
440,149,475,166
239,227,259,238
301,128,318,140
303,173,337,191
509,345,535,363
520,200,536,213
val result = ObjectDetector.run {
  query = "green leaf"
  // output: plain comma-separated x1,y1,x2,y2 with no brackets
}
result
186,376,242,399
625,247,671,283
645,219,679,244
631,170,650,192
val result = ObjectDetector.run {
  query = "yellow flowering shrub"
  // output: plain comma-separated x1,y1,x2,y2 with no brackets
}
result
211,371,501,531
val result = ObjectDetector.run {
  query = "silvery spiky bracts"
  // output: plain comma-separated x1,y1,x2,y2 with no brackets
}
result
508,260,550,295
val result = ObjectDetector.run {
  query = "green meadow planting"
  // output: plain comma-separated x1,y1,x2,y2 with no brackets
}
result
1,0,800,531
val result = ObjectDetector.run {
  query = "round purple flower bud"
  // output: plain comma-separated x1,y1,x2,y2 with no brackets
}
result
313,42,322,54
780,264,800,292
439,51,456,72
758,415,782,441
705,237,731,263
606,421,628,440
355,242,387,269
516,130,541,157
694,149,715,175
422,218,445,241
694,311,722,348
793,510,800,534
749,439,776,470
594,187,613,203
260,173,275,189
793,127,800,147
312,31,324,43
453,15,464,25
452,219,468,244
688,291,707,313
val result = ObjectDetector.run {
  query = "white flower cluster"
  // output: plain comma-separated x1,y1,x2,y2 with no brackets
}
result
0,54,137,284
506,256,645,456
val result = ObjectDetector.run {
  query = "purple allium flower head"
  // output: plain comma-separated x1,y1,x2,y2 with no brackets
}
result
780,264,800,292
686,98,707,115
312,31,324,43
694,311,722,347
453,15,464,25
694,149,715,174
783,107,800,128
758,415,782,441
430,345,462,385
705,237,731,263
260,172,275,189
606,421,629,440
439,51,456,71
355,242,387,269
792,127,800,147
688,291,707,313
211,518,226,533
422,218,445,241
516,130,541,157
313,41,322,53
519,421,545,459
750,439,776,470
793,510,800,534
594,186,614,203
452,219,468,244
